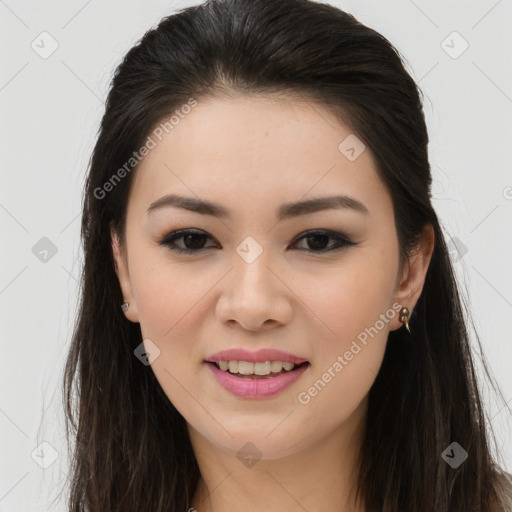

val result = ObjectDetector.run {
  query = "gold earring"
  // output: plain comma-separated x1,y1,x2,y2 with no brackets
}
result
399,307,411,333
121,302,129,312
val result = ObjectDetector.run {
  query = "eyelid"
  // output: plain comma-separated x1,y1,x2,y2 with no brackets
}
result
156,227,357,254
291,228,354,244
156,228,218,252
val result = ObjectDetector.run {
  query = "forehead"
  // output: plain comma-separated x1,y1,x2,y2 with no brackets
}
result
127,94,390,218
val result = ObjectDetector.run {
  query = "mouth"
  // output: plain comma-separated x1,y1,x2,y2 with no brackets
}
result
204,360,310,379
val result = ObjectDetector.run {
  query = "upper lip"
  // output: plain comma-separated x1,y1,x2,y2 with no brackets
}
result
205,348,309,365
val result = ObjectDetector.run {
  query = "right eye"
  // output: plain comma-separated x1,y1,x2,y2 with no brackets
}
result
157,229,219,254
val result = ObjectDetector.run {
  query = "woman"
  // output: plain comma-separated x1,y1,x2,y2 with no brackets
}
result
62,0,512,510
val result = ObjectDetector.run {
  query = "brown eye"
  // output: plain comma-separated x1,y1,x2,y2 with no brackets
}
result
158,229,218,254
158,228,356,255
290,230,355,253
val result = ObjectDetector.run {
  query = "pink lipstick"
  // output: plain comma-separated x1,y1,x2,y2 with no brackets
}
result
204,348,310,399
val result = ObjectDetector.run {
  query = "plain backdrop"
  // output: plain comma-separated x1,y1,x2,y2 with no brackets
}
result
1,0,511,509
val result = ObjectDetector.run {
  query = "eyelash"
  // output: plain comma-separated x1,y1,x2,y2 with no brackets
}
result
156,228,356,254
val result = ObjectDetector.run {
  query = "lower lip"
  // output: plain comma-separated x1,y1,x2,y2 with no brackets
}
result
204,362,310,399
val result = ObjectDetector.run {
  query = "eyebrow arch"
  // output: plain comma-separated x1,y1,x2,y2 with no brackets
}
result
146,193,370,220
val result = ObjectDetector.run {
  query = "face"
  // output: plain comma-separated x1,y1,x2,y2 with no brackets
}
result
111,93,433,460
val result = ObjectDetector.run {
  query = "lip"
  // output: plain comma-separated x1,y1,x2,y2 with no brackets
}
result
205,348,308,365
205,361,310,399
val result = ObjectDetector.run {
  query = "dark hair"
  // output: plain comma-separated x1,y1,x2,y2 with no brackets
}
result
61,0,512,510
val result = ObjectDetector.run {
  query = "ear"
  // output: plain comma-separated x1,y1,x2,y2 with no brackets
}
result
111,224,140,323
390,223,435,331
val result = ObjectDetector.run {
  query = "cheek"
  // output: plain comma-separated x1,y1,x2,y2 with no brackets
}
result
297,249,398,416
296,294,391,441
129,251,214,401
313,255,398,347
129,253,207,418
130,248,204,341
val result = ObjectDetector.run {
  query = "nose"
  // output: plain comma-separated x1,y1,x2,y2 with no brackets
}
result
215,251,293,332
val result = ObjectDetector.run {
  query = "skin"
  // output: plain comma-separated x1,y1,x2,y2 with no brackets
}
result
111,93,435,511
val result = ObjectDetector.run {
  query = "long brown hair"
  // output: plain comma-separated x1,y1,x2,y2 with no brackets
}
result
61,0,512,510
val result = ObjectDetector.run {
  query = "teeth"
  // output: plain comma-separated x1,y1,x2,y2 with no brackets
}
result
271,360,283,373
216,360,298,375
254,361,272,375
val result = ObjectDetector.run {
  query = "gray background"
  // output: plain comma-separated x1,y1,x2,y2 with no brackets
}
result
1,0,511,509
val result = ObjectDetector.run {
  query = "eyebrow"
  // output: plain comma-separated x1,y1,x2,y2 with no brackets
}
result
146,193,370,220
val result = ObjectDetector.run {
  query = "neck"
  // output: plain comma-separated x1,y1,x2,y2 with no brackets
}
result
189,398,368,512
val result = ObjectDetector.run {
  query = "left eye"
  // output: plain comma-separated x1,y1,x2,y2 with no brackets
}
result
157,229,356,254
